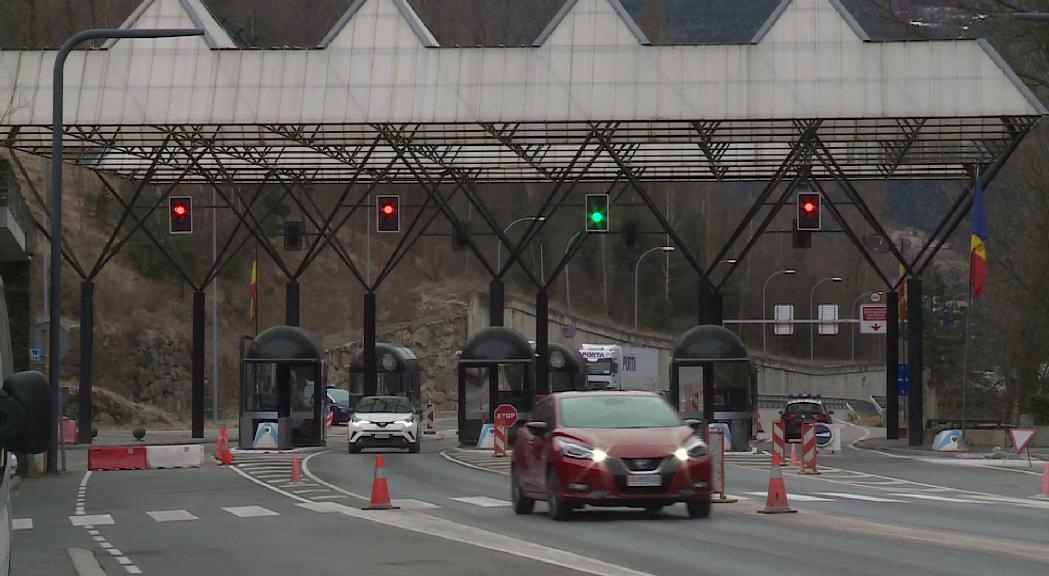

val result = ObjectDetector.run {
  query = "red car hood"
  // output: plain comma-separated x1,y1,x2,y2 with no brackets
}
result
558,427,694,458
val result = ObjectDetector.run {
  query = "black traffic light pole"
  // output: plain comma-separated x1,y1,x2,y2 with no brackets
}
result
48,27,204,473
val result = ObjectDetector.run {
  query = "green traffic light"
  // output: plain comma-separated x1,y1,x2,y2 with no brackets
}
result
591,211,604,224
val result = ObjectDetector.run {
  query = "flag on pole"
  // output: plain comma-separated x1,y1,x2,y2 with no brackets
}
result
249,257,258,321
897,262,907,320
970,175,988,299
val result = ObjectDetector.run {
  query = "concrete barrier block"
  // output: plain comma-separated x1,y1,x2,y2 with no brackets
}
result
146,444,202,469
88,446,148,471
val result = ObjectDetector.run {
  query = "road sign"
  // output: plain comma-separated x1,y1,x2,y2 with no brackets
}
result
773,304,794,335
860,305,888,334
870,292,882,303
897,362,909,396
1009,428,1037,453
814,422,834,447
29,348,41,361
494,404,519,428
817,304,839,335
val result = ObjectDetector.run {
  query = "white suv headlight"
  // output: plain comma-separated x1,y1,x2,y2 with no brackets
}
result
397,418,413,428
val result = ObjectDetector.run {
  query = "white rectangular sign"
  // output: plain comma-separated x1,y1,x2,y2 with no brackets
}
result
773,304,794,335
817,304,839,335
860,305,889,334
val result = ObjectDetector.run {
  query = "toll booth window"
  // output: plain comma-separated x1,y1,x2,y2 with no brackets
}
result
463,366,488,421
290,366,317,411
677,365,703,413
377,373,405,396
247,364,279,411
711,362,750,412
496,364,526,406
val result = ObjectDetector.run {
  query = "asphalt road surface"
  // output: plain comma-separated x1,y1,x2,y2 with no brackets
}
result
10,424,1049,576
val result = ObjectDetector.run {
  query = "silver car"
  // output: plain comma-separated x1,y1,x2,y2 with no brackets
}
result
348,396,421,453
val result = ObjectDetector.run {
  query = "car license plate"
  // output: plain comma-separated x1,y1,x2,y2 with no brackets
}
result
373,434,389,440
627,474,661,487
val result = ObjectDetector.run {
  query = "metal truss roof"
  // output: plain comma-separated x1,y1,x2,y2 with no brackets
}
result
0,0,1043,183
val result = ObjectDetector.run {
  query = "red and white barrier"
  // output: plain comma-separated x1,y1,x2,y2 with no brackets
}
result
146,444,202,469
771,419,786,465
88,446,148,471
423,402,436,435
705,427,736,503
493,424,507,457
800,422,820,474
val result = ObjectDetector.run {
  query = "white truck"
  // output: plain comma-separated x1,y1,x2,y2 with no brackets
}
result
578,344,659,392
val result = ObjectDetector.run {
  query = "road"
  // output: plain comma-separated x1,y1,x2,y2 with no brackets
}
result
10,425,1049,576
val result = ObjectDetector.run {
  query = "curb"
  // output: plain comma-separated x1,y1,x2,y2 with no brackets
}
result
853,439,1049,462
440,449,511,477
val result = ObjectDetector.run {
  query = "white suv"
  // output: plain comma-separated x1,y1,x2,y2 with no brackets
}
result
348,396,421,453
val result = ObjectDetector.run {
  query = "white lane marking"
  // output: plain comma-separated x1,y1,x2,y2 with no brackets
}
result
80,471,92,487
391,498,441,510
300,451,368,501
725,495,749,501
965,494,1049,509
812,492,908,503
67,548,107,576
439,450,510,477
92,536,106,542
295,502,348,513
147,510,199,522
125,565,142,575
228,465,312,503
222,505,280,518
106,548,123,556
309,495,347,500
12,518,32,531
450,496,511,507
99,542,113,549
279,483,318,488
891,493,989,504
116,557,132,565
744,492,834,502
87,530,100,536
289,488,332,495
70,514,114,527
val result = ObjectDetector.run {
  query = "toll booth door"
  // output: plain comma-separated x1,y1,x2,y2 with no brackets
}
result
459,365,489,446
676,365,704,421
289,365,320,447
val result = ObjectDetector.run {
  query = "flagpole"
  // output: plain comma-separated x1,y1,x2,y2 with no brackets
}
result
254,241,259,336
961,279,971,437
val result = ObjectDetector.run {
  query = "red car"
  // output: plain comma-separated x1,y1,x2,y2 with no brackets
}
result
511,391,712,520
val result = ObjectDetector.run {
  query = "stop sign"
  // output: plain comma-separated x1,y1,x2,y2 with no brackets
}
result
494,404,519,428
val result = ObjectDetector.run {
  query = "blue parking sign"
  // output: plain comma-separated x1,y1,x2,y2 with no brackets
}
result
897,362,909,396
29,348,41,361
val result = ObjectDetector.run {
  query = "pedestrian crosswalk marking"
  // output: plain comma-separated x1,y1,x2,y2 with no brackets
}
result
890,493,988,504
147,510,199,522
295,502,347,513
310,495,347,500
814,492,907,503
70,514,115,527
12,518,32,531
451,496,511,507
222,505,280,518
392,498,440,510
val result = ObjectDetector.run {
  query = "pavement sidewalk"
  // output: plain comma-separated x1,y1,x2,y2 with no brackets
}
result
855,435,1049,462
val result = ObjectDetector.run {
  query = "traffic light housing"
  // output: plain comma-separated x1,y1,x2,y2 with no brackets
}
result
169,196,192,234
796,191,821,231
284,220,305,251
377,195,400,233
585,194,609,233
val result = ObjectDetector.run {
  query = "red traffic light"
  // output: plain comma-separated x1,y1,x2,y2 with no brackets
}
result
802,201,816,214
376,195,400,233
169,196,193,234
796,192,821,232
382,203,396,216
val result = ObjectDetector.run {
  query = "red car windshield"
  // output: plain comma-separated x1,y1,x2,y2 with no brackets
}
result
559,395,681,429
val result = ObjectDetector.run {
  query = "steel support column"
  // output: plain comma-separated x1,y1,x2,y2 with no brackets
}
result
489,278,505,327
907,279,923,446
78,280,93,444
191,291,206,439
363,292,377,396
697,279,723,326
285,278,300,326
535,290,549,399
885,291,900,440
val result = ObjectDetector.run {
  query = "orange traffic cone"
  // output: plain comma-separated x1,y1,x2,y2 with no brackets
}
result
363,454,399,510
757,454,797,514
1036,462,1049,500
291,455,302,484
788,443,800,469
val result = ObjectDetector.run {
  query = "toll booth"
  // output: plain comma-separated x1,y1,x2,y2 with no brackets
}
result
457,327,534,446
347,343,422,409
239,326,326,450
536,342,588,396
669,325,754,452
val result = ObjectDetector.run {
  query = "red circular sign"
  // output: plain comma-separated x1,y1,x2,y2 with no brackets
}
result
494,404,519,428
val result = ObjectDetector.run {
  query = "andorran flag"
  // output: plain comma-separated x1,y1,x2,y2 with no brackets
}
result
970,176,988,299
249,257,258,321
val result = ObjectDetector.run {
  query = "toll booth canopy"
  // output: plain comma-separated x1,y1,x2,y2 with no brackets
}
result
458,327,534,446
540,343,588,395
670,325,754,451
240,326,326,450
347,343,422,409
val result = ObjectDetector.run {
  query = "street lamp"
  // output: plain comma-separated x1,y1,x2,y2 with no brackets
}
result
563,230,583,317
850,291,876,361
634,246,676,332
496,216,545,271
810,276,844,361
49,27,206,474
762,269,796,354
